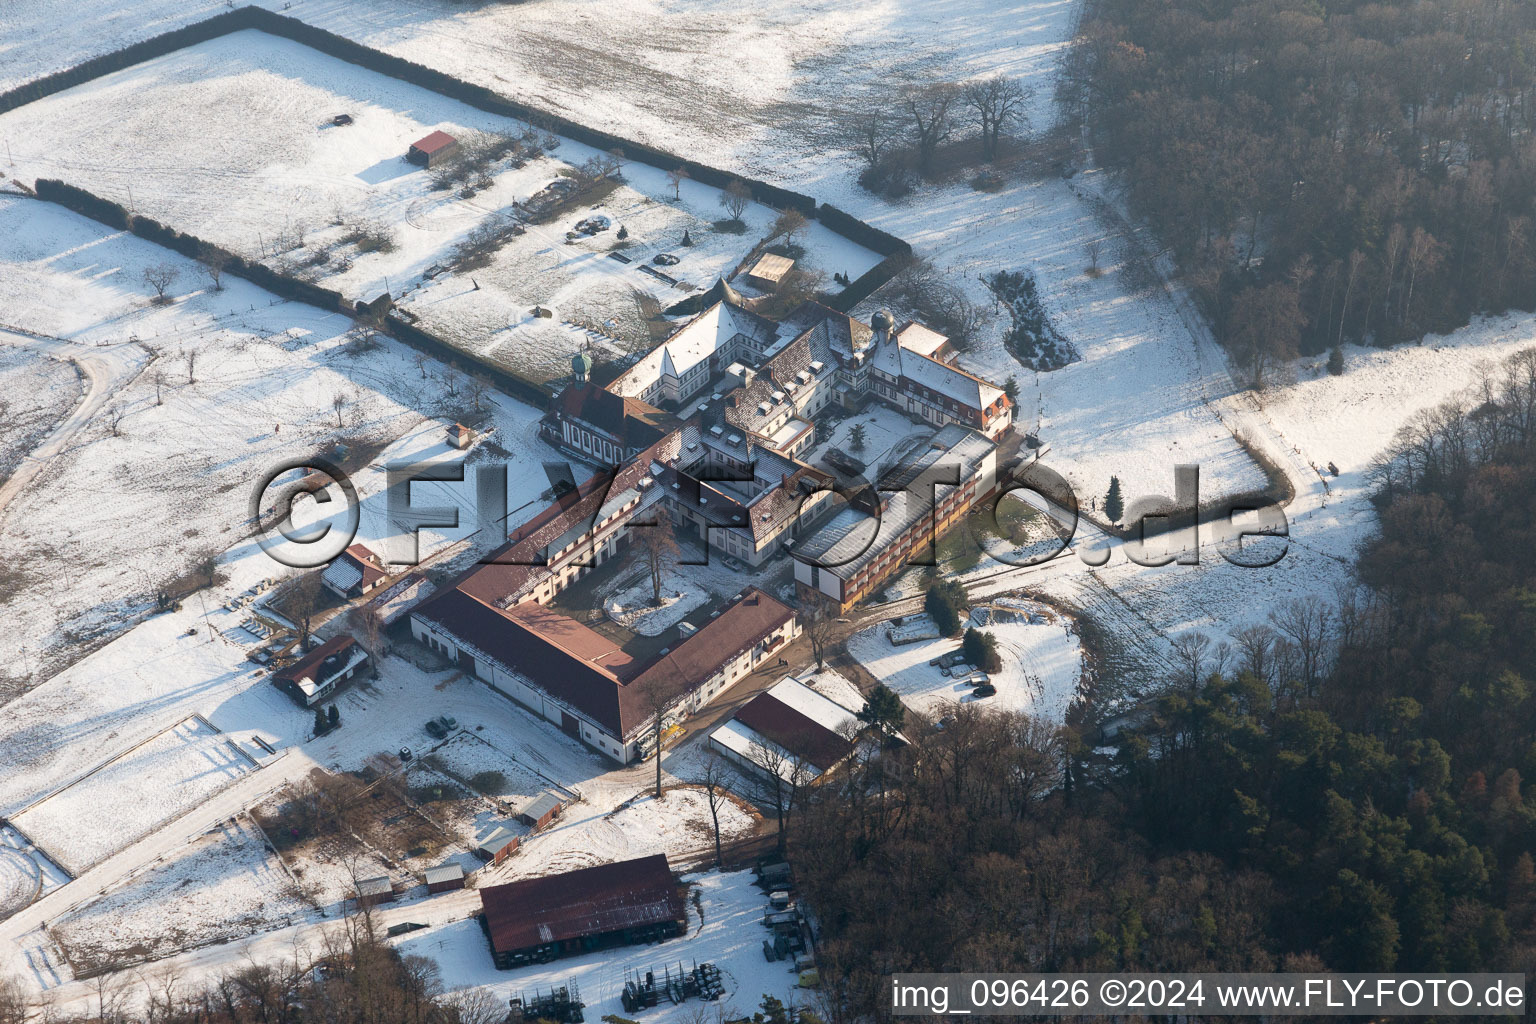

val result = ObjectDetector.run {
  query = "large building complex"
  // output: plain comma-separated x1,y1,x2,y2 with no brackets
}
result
406,295,1014,762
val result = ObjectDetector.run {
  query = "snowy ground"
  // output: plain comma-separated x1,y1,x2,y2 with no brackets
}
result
49,818,306,973
400,867,806,1019
0,826,67,923
0,192,566,686
847,601,1085,723
0,344,79,484
11,717,254,876
7,0,1536,1006
0,30,879,384
603,567,715,637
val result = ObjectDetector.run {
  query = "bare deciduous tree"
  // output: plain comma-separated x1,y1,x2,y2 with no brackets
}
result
666,166,689,200
143,262,179,303
962,75,1032,161
806,604,837,671
199,244,230,290
770,207,808,247
748,738,813,858
349,605,386,678
699,753,731,867
902,81,962,172
332,390,349,427
848,99,901,169
627,512,680,606
719,179,751,222
286,571,325,652
185,349,197,385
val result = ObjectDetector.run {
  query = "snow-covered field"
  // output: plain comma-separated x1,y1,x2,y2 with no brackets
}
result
847,601,1085,723
50,818,306,972
0,826,67,923
0,30,880,384
400,867,804,1019
11,717,254,875
0,190,570,685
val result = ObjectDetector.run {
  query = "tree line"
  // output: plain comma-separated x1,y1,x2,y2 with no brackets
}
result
1062,0,1536,382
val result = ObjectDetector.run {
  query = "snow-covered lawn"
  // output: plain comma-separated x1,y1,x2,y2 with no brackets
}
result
485,787,758,883
805,405,932,478
50,818,306,972
603,568,713,636
12,718,254,875
0,187,568,679
847,602,1085,723
400,867,804,1019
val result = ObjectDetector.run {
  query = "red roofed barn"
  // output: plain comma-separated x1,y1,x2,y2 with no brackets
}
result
479,854,685,968
407,130,460,168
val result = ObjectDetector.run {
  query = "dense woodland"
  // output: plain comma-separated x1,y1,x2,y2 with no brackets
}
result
1061,0,1536,380
796,347,1536,1016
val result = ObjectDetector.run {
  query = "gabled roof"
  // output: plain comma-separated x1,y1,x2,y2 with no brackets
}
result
611,300,776,398
480,855,683,954
410,130,458,154
732,679,857,771
416,586,794,739
551,382,679,451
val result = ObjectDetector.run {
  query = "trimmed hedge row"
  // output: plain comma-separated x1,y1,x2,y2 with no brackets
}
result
0,9,252,115
383,313,552,409
815,203,908,257
32,178,551,404
829,250,914,314
35,178,348,311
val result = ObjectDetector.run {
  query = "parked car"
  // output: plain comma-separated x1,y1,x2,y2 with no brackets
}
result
425,719,448,739
652,253,680,266
972,682,997,699
398,747,413,762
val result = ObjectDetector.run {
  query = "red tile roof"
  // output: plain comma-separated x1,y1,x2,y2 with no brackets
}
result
274,634,360,687
410,130,458,155
480,854,683,954
342,544,387,590
415,587,793,739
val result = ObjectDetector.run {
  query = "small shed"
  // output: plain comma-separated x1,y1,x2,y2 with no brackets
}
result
475,826,521,866
517,792,564,832
408,130,460,168
745,253,795,290
355,876,394,908
448,423,475,450
425,863,466,894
